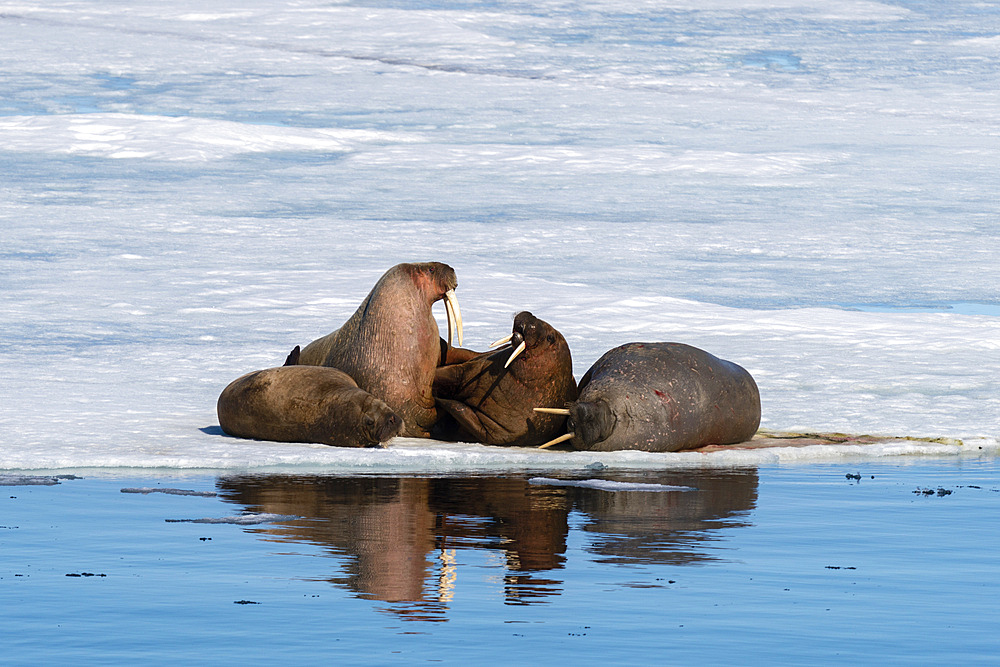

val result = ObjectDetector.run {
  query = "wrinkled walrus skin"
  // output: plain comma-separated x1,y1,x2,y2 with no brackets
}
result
293,262,476,438
564,342,760,452
217,366,402,448
433,312,578,446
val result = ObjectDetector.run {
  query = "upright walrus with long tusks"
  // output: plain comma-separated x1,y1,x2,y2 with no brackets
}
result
535,342,760,452
432,311,578,446
291,262,475,438
217,365,402,448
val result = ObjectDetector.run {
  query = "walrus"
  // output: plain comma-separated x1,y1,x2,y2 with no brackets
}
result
291,262,474,437
217,365,402,448
432,311,578,446
535,342,760,452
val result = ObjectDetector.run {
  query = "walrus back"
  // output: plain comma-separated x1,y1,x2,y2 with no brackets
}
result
216,366,373,447
297,329,340,366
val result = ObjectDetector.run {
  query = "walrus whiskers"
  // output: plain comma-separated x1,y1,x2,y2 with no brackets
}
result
533,407,571,415
504,340,527,368
489,333,512,348
538,432,575,449
444,289,463,347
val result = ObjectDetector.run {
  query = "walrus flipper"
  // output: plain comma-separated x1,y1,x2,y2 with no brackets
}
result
435,397,508,445
283,345,301,366
439,337,482,366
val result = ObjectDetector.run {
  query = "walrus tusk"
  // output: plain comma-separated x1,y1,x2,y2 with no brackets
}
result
445,299,455,346
533,407,571,416
489,333,512,349
538,432,575,449
444,289,463,347
504,340,526,368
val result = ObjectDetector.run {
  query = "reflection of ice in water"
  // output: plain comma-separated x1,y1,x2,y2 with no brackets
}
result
528,478,696,492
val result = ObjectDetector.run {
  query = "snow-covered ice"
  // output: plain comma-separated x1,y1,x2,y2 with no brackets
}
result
1,0,997,473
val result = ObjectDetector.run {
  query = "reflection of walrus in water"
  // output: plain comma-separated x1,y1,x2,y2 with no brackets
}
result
432,312,578,446
217,366,402,448
215,470,758,616
537,342,761,452
290,262,477,438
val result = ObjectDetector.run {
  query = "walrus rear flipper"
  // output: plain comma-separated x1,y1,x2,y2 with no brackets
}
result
283,345,301,366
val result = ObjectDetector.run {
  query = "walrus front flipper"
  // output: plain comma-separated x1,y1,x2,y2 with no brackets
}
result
435,397,508,445
439,337,481,366
283,345,301,366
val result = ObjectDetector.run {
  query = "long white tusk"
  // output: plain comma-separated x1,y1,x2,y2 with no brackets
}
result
533,407,571,416
539,432,575,449
444,298,455,347
444,289,463,347
504,340,526,368
489,333,512,349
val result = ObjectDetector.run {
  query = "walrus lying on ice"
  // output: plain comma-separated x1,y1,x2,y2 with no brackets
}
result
433,311,578,446
290,262,474,438
217,366,402,448
535,342,760,452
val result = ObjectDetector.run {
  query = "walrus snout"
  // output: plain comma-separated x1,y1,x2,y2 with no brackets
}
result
568,400,615,449
374,411,403,443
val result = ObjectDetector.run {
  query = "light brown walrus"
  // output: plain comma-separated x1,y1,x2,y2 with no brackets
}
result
217,365,402,448
432,311,578,446
290,262,475,438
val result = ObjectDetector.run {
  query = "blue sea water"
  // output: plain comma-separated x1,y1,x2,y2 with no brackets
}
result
3,460,999,665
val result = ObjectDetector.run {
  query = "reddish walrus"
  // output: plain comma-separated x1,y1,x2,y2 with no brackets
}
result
432,311,578,446
291,262,474,438
535,342,760,452
217,365,402,448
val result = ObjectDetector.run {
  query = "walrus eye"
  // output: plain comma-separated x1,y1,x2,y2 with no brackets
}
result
546,334,555,344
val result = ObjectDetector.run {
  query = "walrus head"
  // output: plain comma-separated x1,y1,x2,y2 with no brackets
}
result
357,395,403,448
533,400,615,450
489,311,568,369
404,262,463,346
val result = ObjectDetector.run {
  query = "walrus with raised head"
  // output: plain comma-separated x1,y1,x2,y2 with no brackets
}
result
432,311,578,446
291,262,474,438
535,342,760,452
217,365,402,448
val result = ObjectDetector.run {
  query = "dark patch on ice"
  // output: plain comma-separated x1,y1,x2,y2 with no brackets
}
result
199,425,227,436
121,487,218,497
825,566,857,570
234,600,260,605
66,572,107,577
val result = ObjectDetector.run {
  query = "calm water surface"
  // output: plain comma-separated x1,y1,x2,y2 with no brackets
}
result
3,459,998,665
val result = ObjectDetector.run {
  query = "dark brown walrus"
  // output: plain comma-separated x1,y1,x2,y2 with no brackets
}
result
217,365,402,448
535,342,760,452
432,312,578,446
291,262,475,438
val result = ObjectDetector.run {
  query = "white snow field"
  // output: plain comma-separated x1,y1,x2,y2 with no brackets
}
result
1,1,997,472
